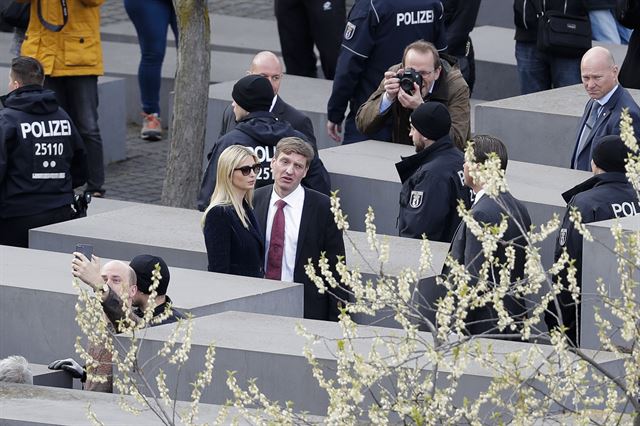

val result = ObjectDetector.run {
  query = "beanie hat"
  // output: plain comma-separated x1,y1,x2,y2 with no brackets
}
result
129,255,170,295
410,102,451,141
592,135,630,173
231,75,274,113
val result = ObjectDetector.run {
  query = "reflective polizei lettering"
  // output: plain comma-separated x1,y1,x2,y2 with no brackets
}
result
20,119,71,139
396,10,434,26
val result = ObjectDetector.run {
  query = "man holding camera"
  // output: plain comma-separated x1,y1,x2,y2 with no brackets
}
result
356,40,470,150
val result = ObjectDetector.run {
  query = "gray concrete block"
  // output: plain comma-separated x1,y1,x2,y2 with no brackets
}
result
0,65,126,165
319,140,592,271
582,215,640,350
203,75,334,168
0,245,302,365
0,382,267,425
475,85,640,168
476,0,513,28
469,26,628,101
128,310,625,417
29,364,73,389
101,13,281,55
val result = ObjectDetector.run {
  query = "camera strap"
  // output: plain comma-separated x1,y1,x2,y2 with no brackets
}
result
37,0,68,32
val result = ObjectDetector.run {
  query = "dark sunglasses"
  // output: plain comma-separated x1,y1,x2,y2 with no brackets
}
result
234,163,261,176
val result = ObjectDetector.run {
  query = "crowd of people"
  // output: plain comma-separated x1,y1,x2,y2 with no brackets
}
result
1,0,640,389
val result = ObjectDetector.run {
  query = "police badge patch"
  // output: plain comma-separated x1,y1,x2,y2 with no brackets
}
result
559,229,567,247
344,22,356,40
409,191,423,208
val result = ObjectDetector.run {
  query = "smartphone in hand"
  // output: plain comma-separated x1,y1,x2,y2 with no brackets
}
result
75,243,93,260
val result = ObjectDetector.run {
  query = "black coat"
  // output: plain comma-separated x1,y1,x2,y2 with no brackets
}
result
447,191,532,336
619,1,640,89
443,0,481,56
546,172,639,344
253,185,346,321
0,85,87,218
513,0,588,42
197,111,331,211
571,85,640,171
203,202,265,278
396,136,470,242
219,95,317,148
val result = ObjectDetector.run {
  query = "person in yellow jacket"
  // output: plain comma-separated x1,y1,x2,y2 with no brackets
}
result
21,0,106,197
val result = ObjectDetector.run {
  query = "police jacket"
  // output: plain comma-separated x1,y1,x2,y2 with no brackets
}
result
547,172,638,344
356,56,471,150
21,0,104,77
0,85,87,219
514,0,588,42
327,0,447,125
395,135,469,242
443,0,481,56
197,111,331,211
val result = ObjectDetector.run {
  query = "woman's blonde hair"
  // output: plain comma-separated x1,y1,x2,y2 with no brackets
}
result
202,145,259,229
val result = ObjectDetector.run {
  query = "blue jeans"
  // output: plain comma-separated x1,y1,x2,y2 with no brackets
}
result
45,76,104,192
589,10,632,44
124,0,178,116
515,41,581,95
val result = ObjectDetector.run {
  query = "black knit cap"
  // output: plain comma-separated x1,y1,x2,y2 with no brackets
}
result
410,102,451,141
129,255,170,295
592,135,630,173
231,75,274,113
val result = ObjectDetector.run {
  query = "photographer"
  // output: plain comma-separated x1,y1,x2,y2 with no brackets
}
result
356,40,470,150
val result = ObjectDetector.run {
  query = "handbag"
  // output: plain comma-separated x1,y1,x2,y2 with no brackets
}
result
616,0,640,29
534,0,592,58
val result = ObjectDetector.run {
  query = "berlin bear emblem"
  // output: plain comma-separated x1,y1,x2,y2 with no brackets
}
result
344,22,356,40
559,228,568,247
409,190,423,208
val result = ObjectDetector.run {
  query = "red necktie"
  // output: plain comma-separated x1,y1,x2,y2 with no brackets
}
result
265,200,286,280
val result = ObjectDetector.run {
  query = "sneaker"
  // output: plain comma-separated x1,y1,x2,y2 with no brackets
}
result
141,113,162,141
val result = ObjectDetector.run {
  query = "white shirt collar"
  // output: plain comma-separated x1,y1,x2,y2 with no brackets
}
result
596,84,618,106
269,183,304,209
269,94,278,113
472,188,486,206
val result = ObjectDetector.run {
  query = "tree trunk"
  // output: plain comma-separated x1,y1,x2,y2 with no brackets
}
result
161,0,210,208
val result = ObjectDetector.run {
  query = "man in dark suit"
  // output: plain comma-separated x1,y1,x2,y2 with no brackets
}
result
218,51,317,149
571,46,640,171
253,137,346,321
445,135,532,336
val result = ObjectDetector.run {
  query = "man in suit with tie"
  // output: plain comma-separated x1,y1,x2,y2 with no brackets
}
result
445,135,532,336
571,46,640,171
218,51,317,149
253,137,346,321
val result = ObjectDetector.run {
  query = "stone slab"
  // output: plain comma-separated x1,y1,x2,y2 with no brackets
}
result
0,65,127,165
101,13,281,55
319,140,592,271
582,215,640,350
128,310,625,417
29,364,73,389
476,0,513,29
0,245,302,365
475,84,640,168
470,26,628,101
203,75,334,168
0,382,271,425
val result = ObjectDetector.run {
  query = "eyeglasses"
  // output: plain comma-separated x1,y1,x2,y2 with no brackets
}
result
234,163,261,176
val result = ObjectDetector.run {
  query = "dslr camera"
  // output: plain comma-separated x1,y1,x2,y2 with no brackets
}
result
396,68,423,96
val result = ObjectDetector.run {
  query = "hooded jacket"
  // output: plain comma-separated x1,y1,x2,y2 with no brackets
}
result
21,0,104,77
356,55,471,150
197,111,331,211
0,85,87,218
395,135,470,242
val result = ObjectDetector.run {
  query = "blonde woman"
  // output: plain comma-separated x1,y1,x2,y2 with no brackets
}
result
202,145,264,277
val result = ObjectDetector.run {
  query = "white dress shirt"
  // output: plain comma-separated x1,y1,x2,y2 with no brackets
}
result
264,185,305,282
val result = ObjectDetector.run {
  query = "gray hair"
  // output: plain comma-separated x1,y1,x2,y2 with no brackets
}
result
0,355,33,384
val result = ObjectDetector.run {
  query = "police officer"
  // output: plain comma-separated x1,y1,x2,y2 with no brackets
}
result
326,0,447,144
0,56,87,248
395,102,469,242
546,135,639,345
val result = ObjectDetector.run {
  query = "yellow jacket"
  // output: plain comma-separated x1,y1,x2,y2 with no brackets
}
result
21,0,104,77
